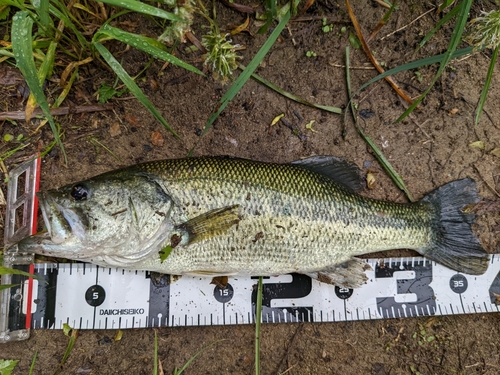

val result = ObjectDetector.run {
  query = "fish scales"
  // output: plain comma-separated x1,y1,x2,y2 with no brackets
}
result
129,157,434,275
14,156,489,283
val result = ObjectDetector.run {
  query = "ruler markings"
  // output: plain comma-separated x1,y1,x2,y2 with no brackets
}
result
2,256,500,336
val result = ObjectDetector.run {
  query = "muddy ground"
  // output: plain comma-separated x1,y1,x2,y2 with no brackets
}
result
1,0,500,374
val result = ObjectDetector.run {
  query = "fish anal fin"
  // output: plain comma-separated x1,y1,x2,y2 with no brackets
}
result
178,205,241,244
291,156,363,192
304,258,371,288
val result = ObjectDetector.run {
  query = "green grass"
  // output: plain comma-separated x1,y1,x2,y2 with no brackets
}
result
353,1,498,126
189,9,291,155
3,0,203,163
396,0,473,122
345,46,414,202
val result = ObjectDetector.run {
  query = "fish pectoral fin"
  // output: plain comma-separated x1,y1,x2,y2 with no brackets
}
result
291,156,363,192
303,258,372,288
177,205,241,244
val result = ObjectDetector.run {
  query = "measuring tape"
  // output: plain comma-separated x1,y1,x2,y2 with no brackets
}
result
2,158,499,343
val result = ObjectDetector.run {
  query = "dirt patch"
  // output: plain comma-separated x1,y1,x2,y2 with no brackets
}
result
1,0,500,374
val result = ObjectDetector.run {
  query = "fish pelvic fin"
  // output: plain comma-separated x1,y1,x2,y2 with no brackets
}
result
421,178,489,275
178,205,241,244
303,258,371,288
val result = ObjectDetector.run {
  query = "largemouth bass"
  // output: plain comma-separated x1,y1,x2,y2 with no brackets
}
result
13,156,489,287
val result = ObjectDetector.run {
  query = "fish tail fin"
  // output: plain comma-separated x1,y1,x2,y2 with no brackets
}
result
420,178,489,275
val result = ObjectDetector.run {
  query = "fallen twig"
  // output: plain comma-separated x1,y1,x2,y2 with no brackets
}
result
381,7,435,40
345,0,414,106
0,104,113,121
219,0,255,14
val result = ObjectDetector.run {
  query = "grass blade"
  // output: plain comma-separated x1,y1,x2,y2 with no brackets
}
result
28,350,38,375
242,64,341,114
153,331,158,375
255,276,263,375
397,0,473,122
93,42,179,138
11,11,67,164
345,46,414,201
173,340,225,374
437,0,455,14
25,18,64,121
98,0,182,21
49,2,89,49
0,284,18,291
417,4,460,51
475,45,498,125
367,0,397,42
201,10,291,137
357,46,474,93
0,266,41,279
97,25,204,75
54,324,78,375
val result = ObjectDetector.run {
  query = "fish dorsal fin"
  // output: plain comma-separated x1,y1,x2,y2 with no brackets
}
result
178,205,241,245
291,156,363,192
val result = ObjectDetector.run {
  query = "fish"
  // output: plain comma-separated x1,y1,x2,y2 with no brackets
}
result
11,156,489,287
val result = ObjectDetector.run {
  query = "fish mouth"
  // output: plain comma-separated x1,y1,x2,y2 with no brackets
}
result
36,191,86,244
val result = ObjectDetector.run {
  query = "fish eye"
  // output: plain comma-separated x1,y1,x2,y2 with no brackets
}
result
71,185,89,201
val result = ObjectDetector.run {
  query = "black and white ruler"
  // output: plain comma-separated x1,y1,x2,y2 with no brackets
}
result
2,158,500,343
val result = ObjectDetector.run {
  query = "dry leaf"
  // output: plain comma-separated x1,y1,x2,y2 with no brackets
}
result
366,172,376,189
490,148,500,157
211,276,229,289
230,16,250,36
114,329,123,341
125,114,141,127
151,131,164,146
109,122,121,137
469,141,484,149
270,113,284,126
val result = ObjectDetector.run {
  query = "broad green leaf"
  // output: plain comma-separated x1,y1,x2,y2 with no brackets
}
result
96,25,203,75
0,5,10,20
159,245,173,263
348,32,361,49
0,360,19,375
94,42,179,138
32,0,51,31
11,11,66,164
98,0,181,21
97,82,126,103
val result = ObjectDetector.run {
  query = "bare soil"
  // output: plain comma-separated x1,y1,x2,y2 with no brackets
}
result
1,0,500,374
